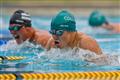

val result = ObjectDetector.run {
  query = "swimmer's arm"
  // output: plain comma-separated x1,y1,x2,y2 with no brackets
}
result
80,36,102,55
103,23,120,32
102,24,114,30
45,37,55,51
35,32,54,50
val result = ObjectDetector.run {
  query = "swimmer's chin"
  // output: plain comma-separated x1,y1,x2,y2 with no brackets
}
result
16,39,24,44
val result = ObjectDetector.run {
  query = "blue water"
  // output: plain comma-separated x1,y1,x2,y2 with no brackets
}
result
0,15,120,72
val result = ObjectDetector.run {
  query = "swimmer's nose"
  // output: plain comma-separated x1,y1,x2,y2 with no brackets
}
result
52,35,59,40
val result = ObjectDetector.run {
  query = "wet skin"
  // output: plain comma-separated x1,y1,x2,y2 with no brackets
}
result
10,26,54,48
51,31,102,55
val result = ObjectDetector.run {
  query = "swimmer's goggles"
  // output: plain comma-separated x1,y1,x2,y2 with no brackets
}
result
9,24,23,31
49,30,64,36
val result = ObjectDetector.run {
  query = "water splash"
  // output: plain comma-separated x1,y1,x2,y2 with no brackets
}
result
0,40,44,51
0,39,44,61
1,40,120,71
36,48,120,66
0,40,18,51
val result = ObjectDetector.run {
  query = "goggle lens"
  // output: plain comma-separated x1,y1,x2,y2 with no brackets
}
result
49,30,64,36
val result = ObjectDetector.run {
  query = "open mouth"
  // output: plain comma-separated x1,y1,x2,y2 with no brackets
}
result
13,34,20,39
55,40,60,45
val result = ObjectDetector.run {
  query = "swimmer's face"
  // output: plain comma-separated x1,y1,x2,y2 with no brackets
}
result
9,24,30,44
50,30,70,48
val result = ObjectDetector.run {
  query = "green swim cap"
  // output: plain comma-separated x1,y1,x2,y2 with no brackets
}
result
89,10,107,27
51,10,76,32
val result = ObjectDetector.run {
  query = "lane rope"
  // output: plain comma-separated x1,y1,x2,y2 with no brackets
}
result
0,56,26,61
0,71,120,80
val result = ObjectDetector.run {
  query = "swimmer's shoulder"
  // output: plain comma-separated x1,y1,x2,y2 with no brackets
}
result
77,32,91,39
35,29,51,37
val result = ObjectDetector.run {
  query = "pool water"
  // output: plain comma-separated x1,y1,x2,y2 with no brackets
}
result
0,16,120,73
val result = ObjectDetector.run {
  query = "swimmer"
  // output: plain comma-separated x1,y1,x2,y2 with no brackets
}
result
89,10,120,33
47,10,102,55
9,10,54,49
